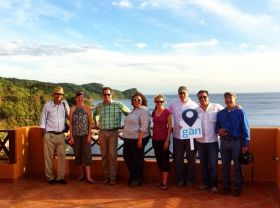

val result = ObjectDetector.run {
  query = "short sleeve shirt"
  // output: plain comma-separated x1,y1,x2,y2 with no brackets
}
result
152,109,171,141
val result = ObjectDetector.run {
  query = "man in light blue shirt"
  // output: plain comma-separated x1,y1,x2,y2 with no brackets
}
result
40,86,69,185
216,92,250,196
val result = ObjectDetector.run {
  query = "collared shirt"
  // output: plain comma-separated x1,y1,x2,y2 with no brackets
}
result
195,103,224,143
40,100,70,132
215,106,250,147
122,106,151,139
168,98,198,139
93,100,130,130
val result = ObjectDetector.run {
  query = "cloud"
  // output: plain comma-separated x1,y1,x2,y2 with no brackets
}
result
268,0,280,12
0,0,76,25
1,44,279,94
112,0,132,8
130,0,280,42
189,0,277,35
135,42,147,49
168,39,218,50
0,40,99,56
139,1,159,9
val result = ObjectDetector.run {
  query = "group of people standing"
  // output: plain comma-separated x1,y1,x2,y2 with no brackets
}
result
39,85,250,197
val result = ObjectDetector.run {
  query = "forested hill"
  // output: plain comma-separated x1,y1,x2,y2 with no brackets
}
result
0,77,137,129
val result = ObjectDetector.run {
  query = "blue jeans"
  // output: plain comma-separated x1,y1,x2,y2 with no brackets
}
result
196,141,218,188
220,138,242,190
173,137,197,183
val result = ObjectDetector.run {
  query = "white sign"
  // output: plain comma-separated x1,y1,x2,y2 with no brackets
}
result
180,109,203,150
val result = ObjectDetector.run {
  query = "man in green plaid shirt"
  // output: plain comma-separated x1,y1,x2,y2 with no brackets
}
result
93,87,130,185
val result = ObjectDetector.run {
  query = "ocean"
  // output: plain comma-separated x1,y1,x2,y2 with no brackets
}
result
93,92,280,127
65,92,280,156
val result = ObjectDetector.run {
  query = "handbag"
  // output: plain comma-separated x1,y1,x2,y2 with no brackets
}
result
62,102,69,133
239,151,254,164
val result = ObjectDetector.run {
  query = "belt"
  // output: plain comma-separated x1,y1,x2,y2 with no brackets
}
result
47,131,64,135
221,137,240,141
100,128,119,131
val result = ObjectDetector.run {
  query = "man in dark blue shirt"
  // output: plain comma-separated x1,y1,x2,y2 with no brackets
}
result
216,92,250,196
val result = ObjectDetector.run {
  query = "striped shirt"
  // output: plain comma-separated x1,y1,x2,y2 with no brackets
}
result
40,100,70,132
93,100,130,130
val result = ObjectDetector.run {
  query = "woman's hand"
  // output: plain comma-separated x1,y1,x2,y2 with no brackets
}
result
137,139,142,149
69,136,74,145
163,139,169,151
87,135,92,144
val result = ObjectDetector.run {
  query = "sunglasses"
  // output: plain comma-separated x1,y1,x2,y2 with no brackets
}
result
103,94,111,96
155,100,164,103
133,98,142,102
199,96,208,100
179,92,186,95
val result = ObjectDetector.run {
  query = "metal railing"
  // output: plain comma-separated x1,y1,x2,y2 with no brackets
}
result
65,129,174,159
0,130,16,163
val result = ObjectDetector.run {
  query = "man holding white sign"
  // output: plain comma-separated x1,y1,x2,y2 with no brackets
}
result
169,86,198,187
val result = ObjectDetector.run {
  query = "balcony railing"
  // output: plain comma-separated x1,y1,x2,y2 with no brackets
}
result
0,130,16,163
65,128,174,159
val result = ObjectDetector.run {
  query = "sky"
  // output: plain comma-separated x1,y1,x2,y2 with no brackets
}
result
0,0,280,94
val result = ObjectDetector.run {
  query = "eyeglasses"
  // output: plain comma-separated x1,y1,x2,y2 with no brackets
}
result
155,100,164,103
103,94,111,96
199,96,208,100
179,92,186,95
133,98,142,102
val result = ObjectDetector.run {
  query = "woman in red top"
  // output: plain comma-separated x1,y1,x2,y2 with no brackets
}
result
152,95,172,190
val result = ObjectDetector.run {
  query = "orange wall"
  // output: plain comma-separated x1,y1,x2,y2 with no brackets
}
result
0,127,30,180
249,128,277,181
28,127,45,173
277,129,280,186
1,127,280,186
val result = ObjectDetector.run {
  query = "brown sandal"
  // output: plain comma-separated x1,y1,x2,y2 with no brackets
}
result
77,177,84,182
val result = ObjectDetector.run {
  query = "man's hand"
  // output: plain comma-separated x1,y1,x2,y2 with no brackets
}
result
218,128,228,137
241,146,248,153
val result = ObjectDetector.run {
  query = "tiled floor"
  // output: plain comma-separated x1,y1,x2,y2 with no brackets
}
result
0,176,279,208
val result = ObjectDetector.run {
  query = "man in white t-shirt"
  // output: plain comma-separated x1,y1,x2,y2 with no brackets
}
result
169,86,198,187
195,90,223,193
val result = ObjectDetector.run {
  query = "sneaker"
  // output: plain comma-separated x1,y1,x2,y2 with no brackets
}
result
210,187,218,193
232,188,241,197
199,185,209,191
47,179,56,185
56,178,67,184
176,181,185,187
109,179,116,185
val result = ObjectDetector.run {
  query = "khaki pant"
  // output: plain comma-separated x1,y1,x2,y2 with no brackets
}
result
43,132,66,180
98,130,119,180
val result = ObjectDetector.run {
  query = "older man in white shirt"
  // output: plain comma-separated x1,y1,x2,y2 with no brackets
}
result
169,86,198,187
40,86,69,184
195,90,223,193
